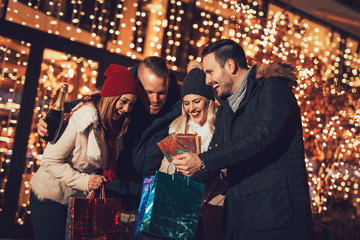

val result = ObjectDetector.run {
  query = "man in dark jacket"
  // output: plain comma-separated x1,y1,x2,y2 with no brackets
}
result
106,57,181,240
173,39,314,239
105,57,181,209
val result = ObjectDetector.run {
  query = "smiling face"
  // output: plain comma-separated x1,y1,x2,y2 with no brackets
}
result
138,67,168,115
203,52,234,99
183,94,209,126
112,93,137,121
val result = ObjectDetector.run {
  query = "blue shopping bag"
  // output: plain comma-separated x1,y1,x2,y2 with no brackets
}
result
134,175,156,237
135,171,204,240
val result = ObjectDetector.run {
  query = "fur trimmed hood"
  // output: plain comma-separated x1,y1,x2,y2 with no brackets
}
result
256,62,298,87
69,101,108,169
71,102,99,132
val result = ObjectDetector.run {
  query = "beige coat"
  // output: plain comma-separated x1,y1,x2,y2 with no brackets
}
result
30,102,122,205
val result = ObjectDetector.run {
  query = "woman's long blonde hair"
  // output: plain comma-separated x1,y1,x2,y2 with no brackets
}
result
169,98,218,134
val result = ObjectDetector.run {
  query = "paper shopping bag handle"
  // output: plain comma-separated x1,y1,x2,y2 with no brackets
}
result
87,184,106,204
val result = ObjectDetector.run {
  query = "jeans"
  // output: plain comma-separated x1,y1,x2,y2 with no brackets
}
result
30,191,68,240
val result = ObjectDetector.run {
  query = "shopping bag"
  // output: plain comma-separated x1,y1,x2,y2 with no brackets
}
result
65,185,122,240
136,171,204,240
134,175,156,237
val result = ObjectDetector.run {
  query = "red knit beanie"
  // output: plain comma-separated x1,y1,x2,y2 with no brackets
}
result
100,64,138,97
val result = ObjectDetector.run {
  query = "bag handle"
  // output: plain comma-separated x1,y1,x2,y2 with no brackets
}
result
86,184,106,203
169,164,190,185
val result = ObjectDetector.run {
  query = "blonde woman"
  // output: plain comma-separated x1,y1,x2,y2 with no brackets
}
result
159,61,225,240
30,64,138,240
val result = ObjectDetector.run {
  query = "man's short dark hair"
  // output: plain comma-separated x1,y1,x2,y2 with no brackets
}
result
202,39,248,69
139,56,169,80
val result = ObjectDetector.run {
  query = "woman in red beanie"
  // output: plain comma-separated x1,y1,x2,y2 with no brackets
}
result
29,64,138,240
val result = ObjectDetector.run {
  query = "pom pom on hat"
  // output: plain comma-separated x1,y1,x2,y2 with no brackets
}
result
100,64,138,97
187,60,203,73
181,61,214,100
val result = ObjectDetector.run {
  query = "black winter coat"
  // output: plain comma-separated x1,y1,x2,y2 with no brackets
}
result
105,65,181,209
200,63,314,240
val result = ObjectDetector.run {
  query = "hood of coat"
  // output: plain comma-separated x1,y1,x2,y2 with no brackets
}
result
255,62,298,87
70,102,110,169
71,102,99,132
215,62,298,106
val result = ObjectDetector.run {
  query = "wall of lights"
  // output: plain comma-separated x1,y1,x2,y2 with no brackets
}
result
262,6,359,219
0,35,99,224
0,0,359,226
0,38,30,221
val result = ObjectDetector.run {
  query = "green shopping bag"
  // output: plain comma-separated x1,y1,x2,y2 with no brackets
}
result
139,171,204,240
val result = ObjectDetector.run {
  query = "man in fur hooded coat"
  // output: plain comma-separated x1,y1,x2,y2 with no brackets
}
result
173,39,314,240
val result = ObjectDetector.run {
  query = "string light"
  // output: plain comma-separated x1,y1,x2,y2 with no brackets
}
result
2,0,360,224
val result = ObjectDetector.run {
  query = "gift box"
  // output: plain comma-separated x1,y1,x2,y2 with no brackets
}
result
157,133,200,162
